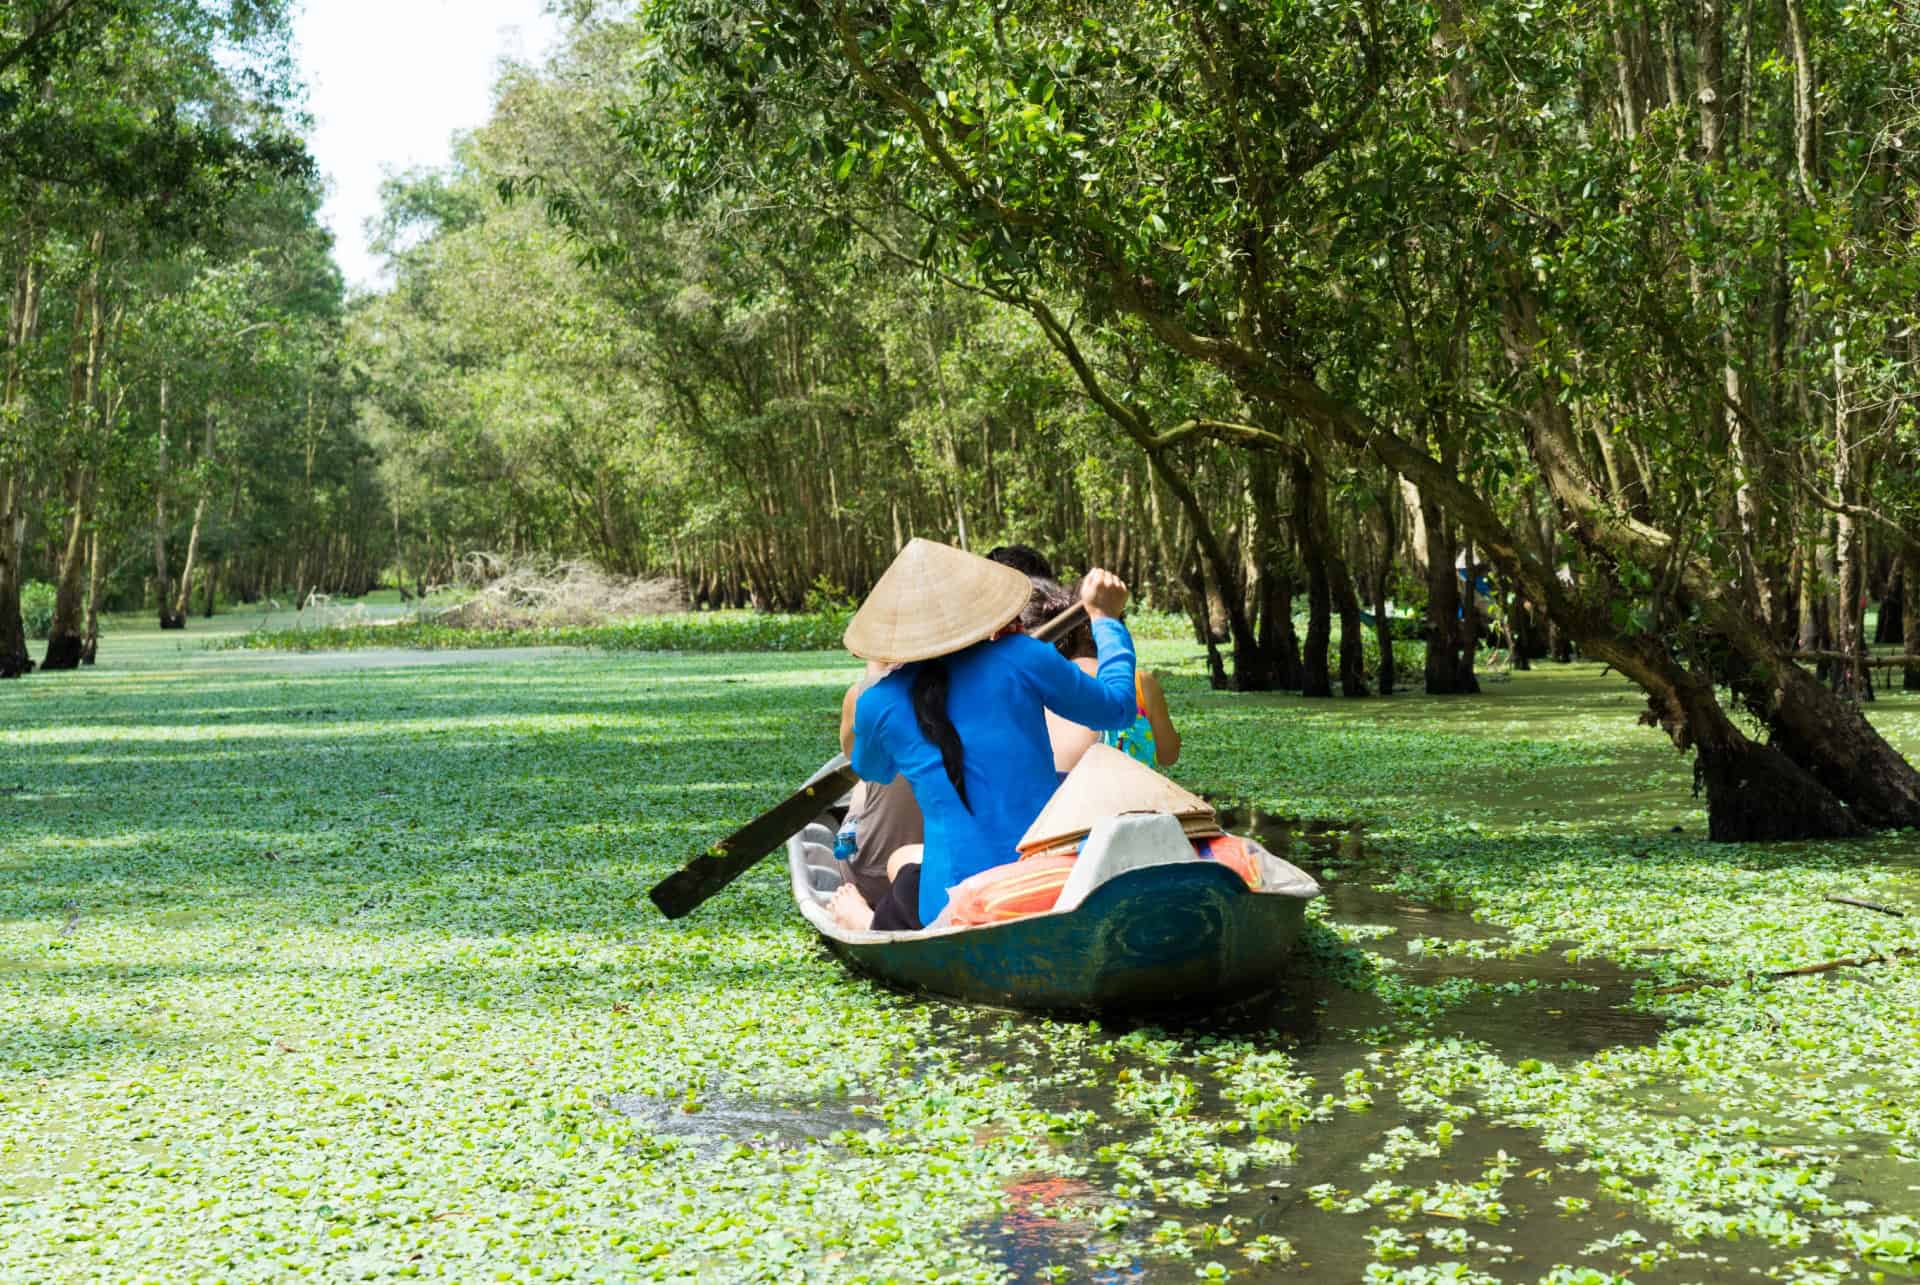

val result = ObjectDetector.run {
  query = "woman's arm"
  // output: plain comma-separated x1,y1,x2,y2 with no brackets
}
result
849,683,899,783
1139,671,1181,766
840,679,861,757
1026,569,1136,730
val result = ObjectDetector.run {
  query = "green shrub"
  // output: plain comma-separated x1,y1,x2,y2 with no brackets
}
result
20,581,55,640
217,609,854,655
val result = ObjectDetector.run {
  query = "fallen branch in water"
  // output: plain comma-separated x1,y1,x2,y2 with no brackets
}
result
1651,946,1917,995
1789,650,1919,669
1825,894,1906,917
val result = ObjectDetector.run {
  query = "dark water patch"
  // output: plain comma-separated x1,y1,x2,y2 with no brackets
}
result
1203,806,1669,1062
931,810,1715,1279
606,1090,871,1161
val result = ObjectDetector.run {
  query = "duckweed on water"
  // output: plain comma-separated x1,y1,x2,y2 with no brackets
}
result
3,629,1919,1282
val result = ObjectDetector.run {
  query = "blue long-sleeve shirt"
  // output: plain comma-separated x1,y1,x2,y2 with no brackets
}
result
851,618,1137,924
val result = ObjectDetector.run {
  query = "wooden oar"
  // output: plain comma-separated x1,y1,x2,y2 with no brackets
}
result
648,600,1091,919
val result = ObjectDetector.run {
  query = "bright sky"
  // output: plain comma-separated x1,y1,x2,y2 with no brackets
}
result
292,0,564,293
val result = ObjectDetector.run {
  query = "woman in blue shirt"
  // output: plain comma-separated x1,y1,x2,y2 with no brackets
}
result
832,540,1137,930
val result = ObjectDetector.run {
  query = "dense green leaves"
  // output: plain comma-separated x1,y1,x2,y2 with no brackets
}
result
4,623,1919,1279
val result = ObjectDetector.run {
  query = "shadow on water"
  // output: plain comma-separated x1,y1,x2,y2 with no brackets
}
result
945,809,1766,1282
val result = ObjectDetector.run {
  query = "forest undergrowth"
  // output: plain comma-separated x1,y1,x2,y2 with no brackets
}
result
2,629,1917,1283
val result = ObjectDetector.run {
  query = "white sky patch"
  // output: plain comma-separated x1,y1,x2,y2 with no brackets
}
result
292,0,563,293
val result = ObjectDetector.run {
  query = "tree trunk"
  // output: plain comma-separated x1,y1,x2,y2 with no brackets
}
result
80,529,102,665
1,237,40,679
1904,547,1920,691
0,468,29,678
1419,489,1478,694
1164,451,1270,690
1831,339,1870,700
42,232,105,672
1256,564,1303,690
1315,475,1369,696
1589,636,1863,841
1370,494,1397,696
1290,454,1332,697
173,492,207,622
41,470,92,671
1246,451,1298,689
152,375,184,629
1873,574,1901,645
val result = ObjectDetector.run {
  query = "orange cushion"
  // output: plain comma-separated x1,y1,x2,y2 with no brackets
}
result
945,854,1077,926
1193,835,1260,889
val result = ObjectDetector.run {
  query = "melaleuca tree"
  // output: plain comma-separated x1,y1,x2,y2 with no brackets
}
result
1,0,315,672
624,0,1920,837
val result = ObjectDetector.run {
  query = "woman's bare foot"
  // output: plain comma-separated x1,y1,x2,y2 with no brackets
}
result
827,884,876,931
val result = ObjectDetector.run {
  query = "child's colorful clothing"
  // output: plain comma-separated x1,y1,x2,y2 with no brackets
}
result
1099,673,1158,766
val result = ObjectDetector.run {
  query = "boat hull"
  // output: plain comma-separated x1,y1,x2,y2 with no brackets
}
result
787,766,1318,1015
825,860,1311,1013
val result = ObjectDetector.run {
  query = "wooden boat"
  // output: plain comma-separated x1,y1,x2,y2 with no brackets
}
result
786,757,1321,1014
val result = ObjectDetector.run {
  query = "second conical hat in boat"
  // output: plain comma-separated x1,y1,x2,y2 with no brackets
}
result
1018,743,1218,853
843,538,1034,664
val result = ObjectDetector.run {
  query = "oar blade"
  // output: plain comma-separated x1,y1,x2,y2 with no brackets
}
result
648,760,857,918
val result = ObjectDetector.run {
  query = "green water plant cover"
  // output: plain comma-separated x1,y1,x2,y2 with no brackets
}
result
2,636,1917,1282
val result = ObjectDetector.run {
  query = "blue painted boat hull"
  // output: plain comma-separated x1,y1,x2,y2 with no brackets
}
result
789,805,1316,1014
836,863,1309,1013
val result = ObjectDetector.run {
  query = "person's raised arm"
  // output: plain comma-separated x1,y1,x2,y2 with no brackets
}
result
1025,569,1136,731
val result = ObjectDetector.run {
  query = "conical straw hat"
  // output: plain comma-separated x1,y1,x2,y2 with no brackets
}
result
843,538,1034,664
1018,743,1217,853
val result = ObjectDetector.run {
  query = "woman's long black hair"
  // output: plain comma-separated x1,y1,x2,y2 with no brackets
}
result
912,660,971,812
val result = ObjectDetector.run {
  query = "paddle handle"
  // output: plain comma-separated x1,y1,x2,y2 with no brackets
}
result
1030,600,1088,644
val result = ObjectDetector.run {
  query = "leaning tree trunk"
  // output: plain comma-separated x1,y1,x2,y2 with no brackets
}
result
1143,446,1269,688
172,491,207,623
1619,644,1865,842
1718,619,1920,830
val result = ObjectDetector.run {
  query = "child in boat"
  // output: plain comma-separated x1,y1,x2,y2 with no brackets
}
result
827,540,1137,932
1025,579,1181,773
